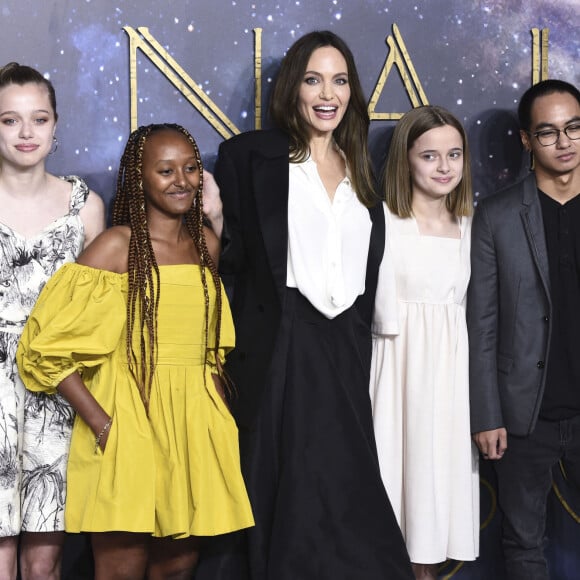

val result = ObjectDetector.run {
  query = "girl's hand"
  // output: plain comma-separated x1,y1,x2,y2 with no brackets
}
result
95,417,113,453
203,171,224,238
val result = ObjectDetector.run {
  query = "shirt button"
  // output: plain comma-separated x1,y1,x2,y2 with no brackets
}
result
543,316,549,322
537,361,545,369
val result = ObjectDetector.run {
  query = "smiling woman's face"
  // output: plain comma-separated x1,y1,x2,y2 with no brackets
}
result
141,129,200,218
297,46,351,140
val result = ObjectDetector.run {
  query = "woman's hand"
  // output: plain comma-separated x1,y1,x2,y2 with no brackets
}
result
57,372,113,454
203,171,224,239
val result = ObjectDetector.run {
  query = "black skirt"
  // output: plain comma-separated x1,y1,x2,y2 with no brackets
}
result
237,288,412,580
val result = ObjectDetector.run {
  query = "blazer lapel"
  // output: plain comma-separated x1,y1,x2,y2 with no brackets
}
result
520,173,551,303
252,144,289,307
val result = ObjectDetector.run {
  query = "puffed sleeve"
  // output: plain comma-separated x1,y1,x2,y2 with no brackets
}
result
17,263,126,395
206,281,236,366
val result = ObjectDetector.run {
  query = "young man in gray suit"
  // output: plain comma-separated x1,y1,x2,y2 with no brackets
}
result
468,79,580,580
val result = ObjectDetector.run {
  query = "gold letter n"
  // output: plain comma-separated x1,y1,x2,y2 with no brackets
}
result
123,26,239,138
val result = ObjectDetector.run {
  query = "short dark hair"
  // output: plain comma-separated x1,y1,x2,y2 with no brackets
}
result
518,79,580,130
0,63,58,121
269,30,377,206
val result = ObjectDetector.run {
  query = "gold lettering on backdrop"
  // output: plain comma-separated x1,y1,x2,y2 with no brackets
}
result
368,24,429,120
122,26,239,137
254,28,263,130
531,28,549,84
124,26,555,133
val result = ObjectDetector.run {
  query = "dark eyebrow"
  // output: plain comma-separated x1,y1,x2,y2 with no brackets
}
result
0,109,51,116
303,70,348,78
153,156,197,165
534,116,580,131
418,147,463,154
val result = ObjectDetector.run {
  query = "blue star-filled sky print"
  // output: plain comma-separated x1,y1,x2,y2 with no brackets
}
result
0,0,577,201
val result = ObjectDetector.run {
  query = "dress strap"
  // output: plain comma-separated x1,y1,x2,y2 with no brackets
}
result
64,175,90,214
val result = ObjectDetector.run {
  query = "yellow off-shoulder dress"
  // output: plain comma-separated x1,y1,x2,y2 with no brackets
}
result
17,262,254,538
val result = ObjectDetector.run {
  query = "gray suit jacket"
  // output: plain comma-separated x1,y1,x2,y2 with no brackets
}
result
467,173,552,436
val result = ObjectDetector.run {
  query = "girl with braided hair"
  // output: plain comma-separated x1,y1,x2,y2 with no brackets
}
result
16,123,253,579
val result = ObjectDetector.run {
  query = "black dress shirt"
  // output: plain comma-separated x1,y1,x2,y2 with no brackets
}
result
539,189,580,420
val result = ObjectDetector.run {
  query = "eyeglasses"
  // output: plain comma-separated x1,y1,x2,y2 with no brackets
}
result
528,124,580,147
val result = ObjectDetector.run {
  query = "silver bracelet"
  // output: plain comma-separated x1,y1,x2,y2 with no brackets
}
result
94,418,112,454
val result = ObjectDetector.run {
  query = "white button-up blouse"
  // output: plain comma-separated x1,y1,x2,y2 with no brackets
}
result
286,156,372,319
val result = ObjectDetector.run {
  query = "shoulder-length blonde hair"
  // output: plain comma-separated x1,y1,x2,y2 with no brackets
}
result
383,105,473,218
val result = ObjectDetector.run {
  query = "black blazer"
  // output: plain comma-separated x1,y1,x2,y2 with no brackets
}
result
467,173,552,436
215,129,289,430
215,129,384,429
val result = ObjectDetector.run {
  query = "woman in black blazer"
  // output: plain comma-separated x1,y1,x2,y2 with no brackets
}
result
214,31,412,580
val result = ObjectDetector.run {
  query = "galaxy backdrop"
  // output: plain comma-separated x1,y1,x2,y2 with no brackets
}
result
2,1,580,578
1,0,578,205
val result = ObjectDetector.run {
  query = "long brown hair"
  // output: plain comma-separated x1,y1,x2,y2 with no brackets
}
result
269,30,377,206
383,105,473,218
112,123,225,410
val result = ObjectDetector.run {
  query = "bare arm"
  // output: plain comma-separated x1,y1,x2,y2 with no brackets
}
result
76,226,130,273
203,171,224,239
203,221,231,408
79,189,106,248
58,372,112,450
204,224,221,268
211,374,230,410
60,227,126,450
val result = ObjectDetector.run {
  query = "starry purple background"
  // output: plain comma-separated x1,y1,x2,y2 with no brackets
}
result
1,2,580,577
1,0,578,207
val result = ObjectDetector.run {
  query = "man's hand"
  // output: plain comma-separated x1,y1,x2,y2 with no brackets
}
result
473,428,507,460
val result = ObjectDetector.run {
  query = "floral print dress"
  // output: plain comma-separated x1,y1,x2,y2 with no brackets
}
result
0,176,88,536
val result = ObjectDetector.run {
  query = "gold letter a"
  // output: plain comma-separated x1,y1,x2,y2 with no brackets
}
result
368,24,429,120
